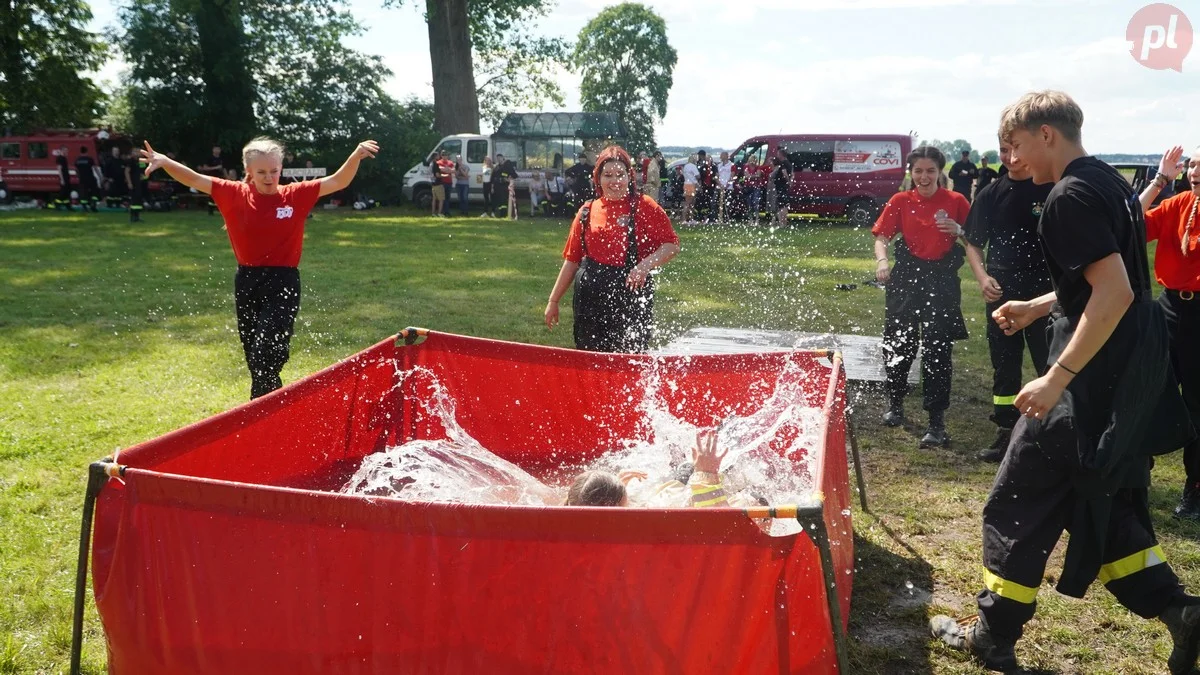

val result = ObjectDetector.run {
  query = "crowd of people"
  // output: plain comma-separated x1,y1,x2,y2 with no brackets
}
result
109,83,1200,674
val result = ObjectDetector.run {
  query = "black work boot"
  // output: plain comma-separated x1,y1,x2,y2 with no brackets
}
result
930,614,1018,672
1160,596,1200,675
1175,483,1200,521
882,400,904,427
978,427,1012,463
920,410,951,449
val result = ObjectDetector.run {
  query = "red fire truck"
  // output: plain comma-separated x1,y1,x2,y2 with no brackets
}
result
0,129,172,206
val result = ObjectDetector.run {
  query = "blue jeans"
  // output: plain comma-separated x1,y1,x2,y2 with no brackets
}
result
456,183,469,215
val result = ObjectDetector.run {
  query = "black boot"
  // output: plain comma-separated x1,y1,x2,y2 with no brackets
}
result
1175,483,1200,521
882,400,904,427
920,409,950,449
930,614,1018,672
1160,595,1200,674
978,427,1012,463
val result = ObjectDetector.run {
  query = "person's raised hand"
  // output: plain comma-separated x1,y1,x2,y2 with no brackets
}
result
544,301,560,330
353,140,379,161
992,300,1036,336
1159,145,1185,182
139,141,169,178
618,470,648,486
691,430,727,474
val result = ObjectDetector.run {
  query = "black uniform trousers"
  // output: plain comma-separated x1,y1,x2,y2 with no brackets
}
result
234,266,301,399
986,269,1053,429
1160,289,1200,484
572,258,653,354
977,415,1182,644
882,243,968,413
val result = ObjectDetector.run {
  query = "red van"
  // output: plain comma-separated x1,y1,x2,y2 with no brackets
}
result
730,134,913,227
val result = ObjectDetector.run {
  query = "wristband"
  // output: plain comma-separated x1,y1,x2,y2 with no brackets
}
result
1055,360,1080,376
1154,173,1170,188
876,257,888,263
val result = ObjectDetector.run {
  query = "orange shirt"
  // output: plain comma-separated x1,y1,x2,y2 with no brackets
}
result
872,188,971,261
1145,191,1200,292
563,195,679,266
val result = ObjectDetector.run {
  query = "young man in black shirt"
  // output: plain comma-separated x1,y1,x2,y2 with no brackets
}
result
963,138,1054,462
932,90,1199,674
74,145,100,212
950,150,979,201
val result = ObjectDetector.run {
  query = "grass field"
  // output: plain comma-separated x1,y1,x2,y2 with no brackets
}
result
1,205,1198,674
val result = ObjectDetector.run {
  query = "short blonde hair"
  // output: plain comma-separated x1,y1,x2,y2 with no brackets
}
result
242,136,285,168
999,90,1084,144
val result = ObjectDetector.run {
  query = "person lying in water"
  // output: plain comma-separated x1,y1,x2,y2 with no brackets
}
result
566,431,755,508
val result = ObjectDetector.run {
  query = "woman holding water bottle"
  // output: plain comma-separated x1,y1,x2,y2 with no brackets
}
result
872,145,971,449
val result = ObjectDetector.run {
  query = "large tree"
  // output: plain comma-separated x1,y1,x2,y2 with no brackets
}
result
386,0,570,134
0,0,106,132
115,0,396,164
572,3,676,154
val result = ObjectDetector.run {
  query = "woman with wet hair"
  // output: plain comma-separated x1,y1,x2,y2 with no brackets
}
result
565,432,731,508
544,145,680,353
872,145,971,448
138,136,379,398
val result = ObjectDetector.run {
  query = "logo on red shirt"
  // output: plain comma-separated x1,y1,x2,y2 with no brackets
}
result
276,206,294,219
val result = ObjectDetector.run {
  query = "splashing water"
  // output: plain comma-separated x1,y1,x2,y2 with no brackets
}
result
341,357,826,535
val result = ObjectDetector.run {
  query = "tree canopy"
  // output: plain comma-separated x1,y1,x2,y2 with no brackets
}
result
572,3,676,154
0,0,106,133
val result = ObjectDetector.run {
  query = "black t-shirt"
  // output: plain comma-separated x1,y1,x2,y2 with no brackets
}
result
1039,156,1153,317
964,174,1053,273
202,155,226,178
772,157,792,192
57,155,69,182
976,167,999,192
950,160,978,191
75,155,97,185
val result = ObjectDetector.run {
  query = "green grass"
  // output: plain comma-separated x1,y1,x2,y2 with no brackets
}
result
1,206,1195,674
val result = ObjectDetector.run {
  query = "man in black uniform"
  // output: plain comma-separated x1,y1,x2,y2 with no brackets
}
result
74,145,100,212
976,155,1000,194
198,145,226,215
125,147,145,223
103,146,127,206
963,138,1054,462
932,90,1200,674
564,153,592,205
950,150,979,201
55,146,72,210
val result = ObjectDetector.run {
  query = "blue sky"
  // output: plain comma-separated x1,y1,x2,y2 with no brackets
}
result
88,0,1198,153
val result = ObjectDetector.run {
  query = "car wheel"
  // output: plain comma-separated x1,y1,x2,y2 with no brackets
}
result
846,198,879,228
413,186,432,210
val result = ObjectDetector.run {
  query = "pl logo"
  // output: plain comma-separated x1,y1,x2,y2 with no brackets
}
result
1127,3,1193,71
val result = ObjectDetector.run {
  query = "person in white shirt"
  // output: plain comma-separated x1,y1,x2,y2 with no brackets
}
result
528,171,547,216
545,171,566,216
682,154,700,224
717,151,734,223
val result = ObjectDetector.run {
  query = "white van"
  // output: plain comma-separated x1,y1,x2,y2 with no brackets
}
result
401,134,531,209
402,113,628,209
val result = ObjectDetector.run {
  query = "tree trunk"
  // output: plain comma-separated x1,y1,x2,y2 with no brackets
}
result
194,0,258,159
426,0,479,135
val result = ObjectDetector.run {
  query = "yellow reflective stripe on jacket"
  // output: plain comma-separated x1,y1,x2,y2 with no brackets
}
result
983,568,1039,604
1098,545,1167,584
993,394,1018,406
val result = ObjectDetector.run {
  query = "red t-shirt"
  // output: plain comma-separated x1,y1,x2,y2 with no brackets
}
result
871,188,971,261
1146,191,1200,292
563,195,679,266
436,159,455,185
210,178,322,267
